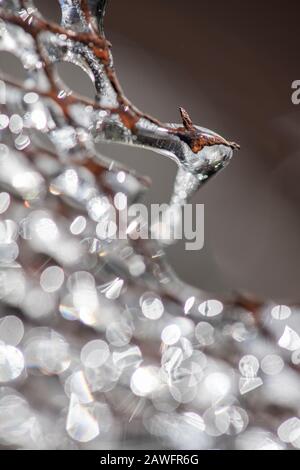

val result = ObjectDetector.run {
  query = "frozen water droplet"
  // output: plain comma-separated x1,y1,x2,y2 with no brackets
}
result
184,296,195,315
0,192,10,214
24,92,39,104
114,192,127,210
0,345,24,382
66,394,99,443
198,299,223,317
131,366,160,397
87,196,112,222
101,278,124,300
9,114,23,134
278,417,300,444
239,377,263,395
15,134,30,151
141,292,164,320
195,322,214,346
0,316,24,346
278,326,300,351
81,340,110,369
239,355,260,378
70,216,86,235
40,265,65,293
161,347,184,375
65,371,93,404
24,328,71,375
271,305,291,321
161,324,181,345
0,114,9,130
261,354,284,376
170,377,198,404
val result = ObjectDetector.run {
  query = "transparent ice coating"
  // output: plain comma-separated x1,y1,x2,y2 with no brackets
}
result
0,0,297,452
95,117,234,204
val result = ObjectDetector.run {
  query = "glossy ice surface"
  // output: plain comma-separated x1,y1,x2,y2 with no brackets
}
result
0,0,297,451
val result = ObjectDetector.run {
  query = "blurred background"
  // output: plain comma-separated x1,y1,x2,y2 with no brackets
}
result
4,0,300,301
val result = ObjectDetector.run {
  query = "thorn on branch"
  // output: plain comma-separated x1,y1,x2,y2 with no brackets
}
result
179,107,194,131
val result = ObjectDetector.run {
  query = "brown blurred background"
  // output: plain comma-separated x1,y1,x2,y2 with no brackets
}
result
5,0,300,301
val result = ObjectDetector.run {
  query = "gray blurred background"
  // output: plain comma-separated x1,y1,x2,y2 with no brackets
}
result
3,0,300,301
